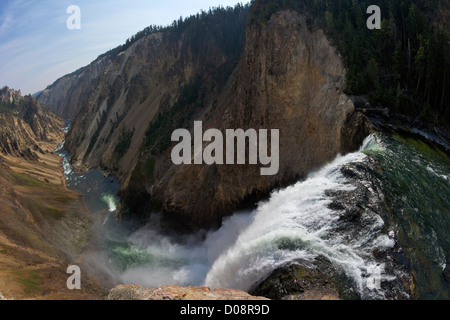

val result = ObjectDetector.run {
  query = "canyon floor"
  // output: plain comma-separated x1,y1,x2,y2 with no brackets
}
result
0,137,274,301
0,137,107,300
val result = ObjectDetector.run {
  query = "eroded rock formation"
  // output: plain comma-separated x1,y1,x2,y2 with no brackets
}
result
37,6,370,231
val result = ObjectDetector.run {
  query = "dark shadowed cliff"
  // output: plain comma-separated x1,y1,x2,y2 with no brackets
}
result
36,2,372,231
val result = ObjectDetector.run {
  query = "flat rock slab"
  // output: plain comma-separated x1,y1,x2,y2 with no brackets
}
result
108,284,270,301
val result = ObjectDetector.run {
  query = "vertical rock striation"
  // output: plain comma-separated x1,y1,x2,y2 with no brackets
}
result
37,6,370,231
148,10,362,230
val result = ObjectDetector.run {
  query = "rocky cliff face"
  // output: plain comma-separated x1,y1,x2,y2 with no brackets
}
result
37,7,249,186
0,87,64,159
37,4,369,231
153,11,359,230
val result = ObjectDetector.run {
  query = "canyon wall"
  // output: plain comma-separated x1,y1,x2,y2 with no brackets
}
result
0,87,63,159
0,89,105,299
149,10,361,230
37,6,369,231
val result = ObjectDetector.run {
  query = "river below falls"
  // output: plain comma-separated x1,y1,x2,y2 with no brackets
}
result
55,125,450,300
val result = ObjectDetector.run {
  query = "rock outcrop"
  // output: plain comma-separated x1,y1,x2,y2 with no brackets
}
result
153,10,358,230
108,284,269,300
0,87,64,159
250,259,342,300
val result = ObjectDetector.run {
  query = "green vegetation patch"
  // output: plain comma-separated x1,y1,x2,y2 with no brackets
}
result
250,0,450,125
114,128,135,159
12,270,41,296
143,78,201,156
25,199,65,220
10,171,53,190
131,157,156,180
0,246,8,255
143,158,156,179
55,196,74,204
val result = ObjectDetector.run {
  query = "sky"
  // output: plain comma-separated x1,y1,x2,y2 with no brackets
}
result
0,0,250,95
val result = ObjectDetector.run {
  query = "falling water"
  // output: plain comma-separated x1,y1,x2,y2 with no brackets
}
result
56,127,450,299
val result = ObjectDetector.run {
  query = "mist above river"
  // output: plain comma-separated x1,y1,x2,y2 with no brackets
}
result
57,130,450,300
76,135,401,299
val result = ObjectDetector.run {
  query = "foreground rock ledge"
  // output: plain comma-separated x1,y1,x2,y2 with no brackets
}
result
108,285,269,301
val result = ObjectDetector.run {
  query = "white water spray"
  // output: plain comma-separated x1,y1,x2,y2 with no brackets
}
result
115,135,395,298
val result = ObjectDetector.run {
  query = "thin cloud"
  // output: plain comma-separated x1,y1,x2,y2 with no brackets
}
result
0,14,13,36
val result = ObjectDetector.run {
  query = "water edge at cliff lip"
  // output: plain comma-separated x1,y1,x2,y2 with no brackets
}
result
363,132,450,299
96,134,405,299
55,128,450,300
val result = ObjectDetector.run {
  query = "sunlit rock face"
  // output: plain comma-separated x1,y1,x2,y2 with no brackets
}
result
37,6,368,230
108,284,270,300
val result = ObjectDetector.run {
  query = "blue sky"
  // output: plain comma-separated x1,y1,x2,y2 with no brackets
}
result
0,0,250,95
